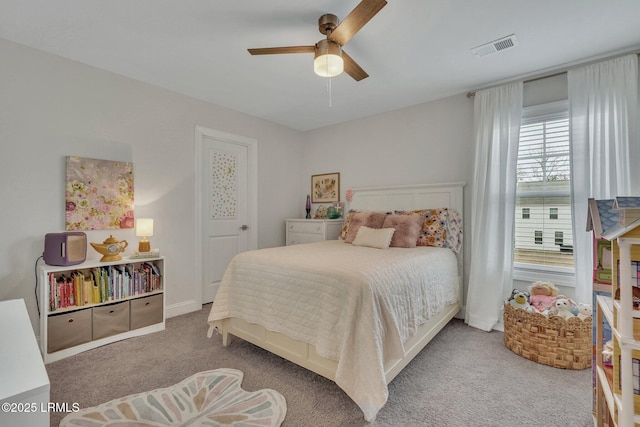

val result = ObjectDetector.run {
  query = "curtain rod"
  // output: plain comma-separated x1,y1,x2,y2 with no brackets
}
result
466,51,640,98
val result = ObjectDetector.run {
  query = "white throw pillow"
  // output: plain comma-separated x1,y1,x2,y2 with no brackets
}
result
351,226,395,249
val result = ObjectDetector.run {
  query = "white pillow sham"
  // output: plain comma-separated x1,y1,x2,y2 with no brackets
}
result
351,226,395,249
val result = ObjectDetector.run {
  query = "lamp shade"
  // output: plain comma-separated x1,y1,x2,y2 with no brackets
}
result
135,218,154,237
314,39,343,78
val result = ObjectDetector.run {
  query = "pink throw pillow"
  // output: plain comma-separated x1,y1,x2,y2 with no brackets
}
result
344,211,387,243
382,214,424,248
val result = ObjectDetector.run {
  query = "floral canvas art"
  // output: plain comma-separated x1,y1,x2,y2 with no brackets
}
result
65,156,134,230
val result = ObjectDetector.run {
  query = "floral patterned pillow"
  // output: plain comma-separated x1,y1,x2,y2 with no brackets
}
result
394,208,451,248
339,210,357,240
444,209,463,253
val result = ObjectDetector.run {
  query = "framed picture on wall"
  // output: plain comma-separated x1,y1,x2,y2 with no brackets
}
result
311,172,340,203
65,156,135,231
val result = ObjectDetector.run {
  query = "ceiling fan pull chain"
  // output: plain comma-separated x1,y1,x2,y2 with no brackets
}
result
327,76,333,107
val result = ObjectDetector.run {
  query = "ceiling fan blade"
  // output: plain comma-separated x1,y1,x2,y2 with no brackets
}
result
248,46,315,55
342,51,369,81
329,0,387,47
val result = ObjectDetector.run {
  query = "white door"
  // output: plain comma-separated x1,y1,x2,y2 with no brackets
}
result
197,127,257,304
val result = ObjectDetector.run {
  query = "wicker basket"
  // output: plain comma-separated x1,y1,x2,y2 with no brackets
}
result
503,303,592,370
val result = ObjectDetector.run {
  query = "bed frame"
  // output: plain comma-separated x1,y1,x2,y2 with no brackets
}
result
217,182,465,385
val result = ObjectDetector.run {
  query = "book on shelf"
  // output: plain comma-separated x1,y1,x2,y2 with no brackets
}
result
129,249,160,259
47,260,163,312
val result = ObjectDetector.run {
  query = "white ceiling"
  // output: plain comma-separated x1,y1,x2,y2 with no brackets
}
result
2,1,640,131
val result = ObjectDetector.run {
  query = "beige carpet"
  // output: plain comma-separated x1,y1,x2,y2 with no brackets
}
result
59,368,286,426
47,304,592,427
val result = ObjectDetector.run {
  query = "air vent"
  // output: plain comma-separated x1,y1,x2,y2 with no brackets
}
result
471,34,519,58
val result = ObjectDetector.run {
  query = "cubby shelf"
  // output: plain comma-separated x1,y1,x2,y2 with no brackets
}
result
37,257,165,363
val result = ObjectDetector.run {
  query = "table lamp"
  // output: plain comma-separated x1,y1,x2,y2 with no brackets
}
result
135,218,154,252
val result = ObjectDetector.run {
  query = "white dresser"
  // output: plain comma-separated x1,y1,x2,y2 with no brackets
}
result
285,219,344,245
0,299,50,427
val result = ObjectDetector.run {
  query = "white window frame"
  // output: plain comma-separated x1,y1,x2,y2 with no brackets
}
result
513,100,575,287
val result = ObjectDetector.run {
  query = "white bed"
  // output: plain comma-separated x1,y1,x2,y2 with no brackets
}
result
207,182,465,422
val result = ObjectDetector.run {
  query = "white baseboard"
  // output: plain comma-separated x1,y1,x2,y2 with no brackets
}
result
165,299,201,318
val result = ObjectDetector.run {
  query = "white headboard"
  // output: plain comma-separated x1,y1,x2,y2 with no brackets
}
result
350,182,465,308
350,182,464,213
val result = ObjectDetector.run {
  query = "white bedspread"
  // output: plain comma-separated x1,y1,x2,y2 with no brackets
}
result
207,240,459,421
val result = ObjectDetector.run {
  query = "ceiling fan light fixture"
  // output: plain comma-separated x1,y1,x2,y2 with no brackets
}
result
314,40,343,77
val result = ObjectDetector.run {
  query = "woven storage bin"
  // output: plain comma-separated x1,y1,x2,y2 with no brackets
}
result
503,303,592,370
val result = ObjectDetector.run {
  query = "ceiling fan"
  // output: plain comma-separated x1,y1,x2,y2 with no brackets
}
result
248,0,387,81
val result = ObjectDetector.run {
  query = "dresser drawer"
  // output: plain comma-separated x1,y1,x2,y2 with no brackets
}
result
130,294,163,330
287,221,324,234
285,219,343,246
287,232,324,246
93,301,130,340
47,308,92,353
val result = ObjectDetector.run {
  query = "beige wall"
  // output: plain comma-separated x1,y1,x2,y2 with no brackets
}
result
301,94,475,302
0,38,304,332
1,36,480,336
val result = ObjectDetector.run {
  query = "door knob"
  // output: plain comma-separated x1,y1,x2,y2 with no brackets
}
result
240,225,249,230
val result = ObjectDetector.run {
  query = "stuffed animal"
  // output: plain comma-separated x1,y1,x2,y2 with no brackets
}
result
554,298,575,320
508,289,531,310
528,281,559,313
577,303,592,320
558,297,580,316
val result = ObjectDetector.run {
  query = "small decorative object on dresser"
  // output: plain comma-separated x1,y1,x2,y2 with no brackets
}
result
333,201,344,217
311,172,340,203
286,219,343,246
305,195,311,219
90,235,128,262
327,206,340,219
130,248,161,259
135,218,154,252
314,205,328,219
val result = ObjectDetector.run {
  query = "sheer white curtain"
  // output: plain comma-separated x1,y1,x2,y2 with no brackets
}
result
465,82,523,332
569,54,639,305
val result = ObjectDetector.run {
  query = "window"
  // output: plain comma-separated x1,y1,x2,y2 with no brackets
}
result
514,101,574,278
534,230,543,245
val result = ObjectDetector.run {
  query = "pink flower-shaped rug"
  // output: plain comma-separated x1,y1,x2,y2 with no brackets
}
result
60,369,286,426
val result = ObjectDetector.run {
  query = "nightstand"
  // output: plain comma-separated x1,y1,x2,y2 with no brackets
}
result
285,219,344,246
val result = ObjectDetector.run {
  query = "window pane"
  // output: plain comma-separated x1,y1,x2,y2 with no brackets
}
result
535,230,543,244
514,104,573,269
